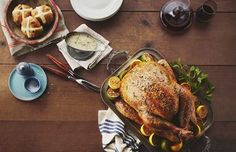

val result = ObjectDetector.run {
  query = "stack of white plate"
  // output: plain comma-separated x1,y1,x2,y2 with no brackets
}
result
70,0,123,21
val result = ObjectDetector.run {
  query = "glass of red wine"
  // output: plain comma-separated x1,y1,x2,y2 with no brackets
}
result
196,0,217,22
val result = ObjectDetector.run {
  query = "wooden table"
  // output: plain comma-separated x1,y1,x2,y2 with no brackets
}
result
0,0,235,151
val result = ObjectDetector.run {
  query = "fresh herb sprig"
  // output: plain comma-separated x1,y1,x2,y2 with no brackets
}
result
170,59,215,102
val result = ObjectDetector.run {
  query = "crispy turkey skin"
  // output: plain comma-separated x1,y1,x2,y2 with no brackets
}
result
117,59,198,142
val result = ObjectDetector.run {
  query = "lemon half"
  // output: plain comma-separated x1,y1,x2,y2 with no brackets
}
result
108,76,121,90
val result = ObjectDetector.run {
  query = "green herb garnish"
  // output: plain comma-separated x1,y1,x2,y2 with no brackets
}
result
170,59,215,102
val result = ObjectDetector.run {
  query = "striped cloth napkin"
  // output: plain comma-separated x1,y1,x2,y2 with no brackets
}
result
98,108,141,152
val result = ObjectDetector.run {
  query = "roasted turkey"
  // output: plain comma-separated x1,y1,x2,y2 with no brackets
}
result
115,57,198,143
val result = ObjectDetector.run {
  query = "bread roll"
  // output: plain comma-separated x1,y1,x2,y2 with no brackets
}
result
31,5,54,25
21,16,43,38
12,4,32,26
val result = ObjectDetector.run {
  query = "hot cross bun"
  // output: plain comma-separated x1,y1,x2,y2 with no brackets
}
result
12,4,33,26
21,16,43,38
32,5,54,25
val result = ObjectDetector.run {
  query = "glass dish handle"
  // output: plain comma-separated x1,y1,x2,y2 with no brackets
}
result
201,134,211,152
107,51,130,74
184,134,211,152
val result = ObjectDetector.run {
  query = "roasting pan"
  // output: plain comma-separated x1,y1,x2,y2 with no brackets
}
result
100,48,214,152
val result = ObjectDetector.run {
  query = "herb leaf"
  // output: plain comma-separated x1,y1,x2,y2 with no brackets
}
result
170,59,215,102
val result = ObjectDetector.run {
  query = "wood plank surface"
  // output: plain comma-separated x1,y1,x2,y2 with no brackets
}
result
55,0,236,12
1,12,236,65
0,65,235,122
0,121,235,152
0,121,103,152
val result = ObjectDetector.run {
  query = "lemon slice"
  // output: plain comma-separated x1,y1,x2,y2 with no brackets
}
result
140,124,152,136
128,59,142,70
161,140,169,151
194,124,202,136
140,53,154,62
106,88,120,100
181,82,191,90
108,76,121,90
196,105,208,119
170,142,183,152
149,133,158,146
119,70,127,80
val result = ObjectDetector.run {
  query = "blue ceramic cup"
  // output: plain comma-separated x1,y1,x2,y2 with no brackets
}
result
24,77,41,93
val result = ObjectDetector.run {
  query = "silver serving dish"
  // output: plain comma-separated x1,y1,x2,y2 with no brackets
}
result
65,32,95,60
100,48,214,152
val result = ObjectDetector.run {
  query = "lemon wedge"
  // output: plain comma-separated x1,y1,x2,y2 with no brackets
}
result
128,59,142,69
160,140,169,151
140,124,152,136
149,133,158,146
170,142,183,152
195,124,202,136
119,70,127,80
181,82,191,90
196,105,208,119
106,88,120,100
140,53,154,62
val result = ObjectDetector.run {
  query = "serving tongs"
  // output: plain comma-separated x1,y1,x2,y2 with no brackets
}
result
41,54,100,93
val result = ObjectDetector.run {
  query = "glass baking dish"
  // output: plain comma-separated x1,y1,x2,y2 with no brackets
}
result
100,48,214,152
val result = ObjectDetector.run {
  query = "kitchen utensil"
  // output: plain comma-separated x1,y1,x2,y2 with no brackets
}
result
46,54,80,78
100,48,214,152
70,0,123,21
42,54,100,93
8,63,47,101
196,0,217,22
4,0,59,45
160,0,193,31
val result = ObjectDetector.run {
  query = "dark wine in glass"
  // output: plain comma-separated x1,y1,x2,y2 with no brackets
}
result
196,0,217,22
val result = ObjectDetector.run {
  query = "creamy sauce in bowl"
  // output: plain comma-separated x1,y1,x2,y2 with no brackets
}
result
66,32,97,51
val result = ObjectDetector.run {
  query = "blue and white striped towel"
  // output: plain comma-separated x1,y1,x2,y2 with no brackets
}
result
98,108,141,152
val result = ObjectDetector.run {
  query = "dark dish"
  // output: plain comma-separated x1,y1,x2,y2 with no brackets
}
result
4,0,59,45
65,32,96,60
100,48,213,152
24,77,41,93
160,0,193,32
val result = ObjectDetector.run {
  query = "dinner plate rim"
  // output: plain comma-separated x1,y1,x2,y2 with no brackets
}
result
70,0,123,21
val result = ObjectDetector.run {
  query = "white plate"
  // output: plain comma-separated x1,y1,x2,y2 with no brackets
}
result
70,0,123,21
